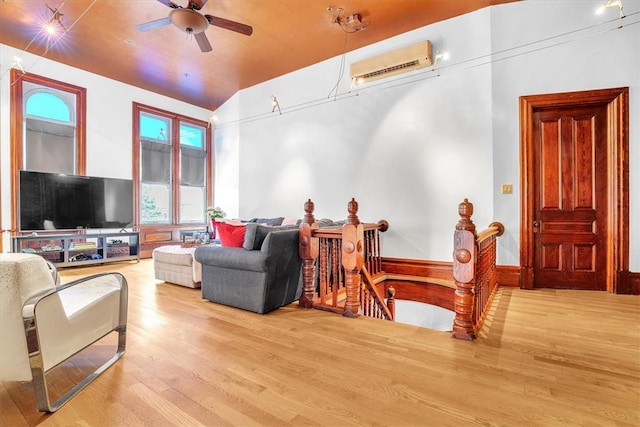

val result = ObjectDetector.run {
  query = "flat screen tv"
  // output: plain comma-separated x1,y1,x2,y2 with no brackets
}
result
19,170,134,231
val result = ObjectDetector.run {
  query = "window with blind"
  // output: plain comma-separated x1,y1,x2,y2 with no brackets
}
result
134,104,211,226
23,83,78,174
9,70,87,234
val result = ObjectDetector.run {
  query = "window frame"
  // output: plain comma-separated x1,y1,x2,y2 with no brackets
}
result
9,70,86,233
132,102,212,228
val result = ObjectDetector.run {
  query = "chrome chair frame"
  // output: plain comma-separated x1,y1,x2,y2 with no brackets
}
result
22,272,128,412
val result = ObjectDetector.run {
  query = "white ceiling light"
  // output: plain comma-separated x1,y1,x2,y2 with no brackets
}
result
170,9,209,34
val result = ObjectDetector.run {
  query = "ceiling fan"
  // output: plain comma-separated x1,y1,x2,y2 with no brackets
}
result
136,0,253,52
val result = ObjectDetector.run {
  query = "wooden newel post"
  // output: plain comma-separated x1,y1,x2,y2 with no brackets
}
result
342,198,364,318
387,286,396,320
298,199,319,309
452,198,478,340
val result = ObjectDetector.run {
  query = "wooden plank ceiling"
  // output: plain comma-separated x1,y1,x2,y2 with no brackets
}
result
0,0,517,110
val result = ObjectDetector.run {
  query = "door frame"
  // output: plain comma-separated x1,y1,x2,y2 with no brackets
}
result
519,87,629,293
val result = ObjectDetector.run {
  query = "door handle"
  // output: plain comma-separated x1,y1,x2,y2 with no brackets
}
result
533,220,539,233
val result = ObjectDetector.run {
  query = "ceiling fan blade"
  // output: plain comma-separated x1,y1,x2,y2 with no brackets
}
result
205,15,253,36
195,32,212,52
155,0,181,8
136,17,172,32
187,0,208,10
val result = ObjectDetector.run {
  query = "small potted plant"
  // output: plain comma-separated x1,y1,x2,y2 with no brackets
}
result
206,207,226,239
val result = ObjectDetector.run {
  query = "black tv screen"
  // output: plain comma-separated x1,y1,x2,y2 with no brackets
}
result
19,171,134,231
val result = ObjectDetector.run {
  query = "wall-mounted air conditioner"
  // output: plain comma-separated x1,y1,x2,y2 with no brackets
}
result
350,40,433,85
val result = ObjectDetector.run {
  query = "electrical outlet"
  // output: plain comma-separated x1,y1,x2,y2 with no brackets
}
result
502,184,513,194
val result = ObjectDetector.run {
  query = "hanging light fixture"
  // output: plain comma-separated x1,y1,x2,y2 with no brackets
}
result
271,95,281,115
11,55,25,73
45,4,67,34
328,6,369,32
596,0,624,27
208,112,217,128
432,50,450,76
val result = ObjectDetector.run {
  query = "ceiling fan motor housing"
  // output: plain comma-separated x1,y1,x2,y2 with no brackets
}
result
170,9,208,34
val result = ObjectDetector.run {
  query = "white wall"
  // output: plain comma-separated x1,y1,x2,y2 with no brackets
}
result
0,47,212,248
214,0,639,270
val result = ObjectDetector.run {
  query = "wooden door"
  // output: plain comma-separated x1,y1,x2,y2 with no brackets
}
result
520,88,629,293
532,106,607,289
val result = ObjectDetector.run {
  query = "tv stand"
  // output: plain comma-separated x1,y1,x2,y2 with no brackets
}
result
11,231,140,268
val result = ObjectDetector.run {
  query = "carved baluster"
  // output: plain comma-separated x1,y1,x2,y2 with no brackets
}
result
320,237,330,304
299,199,319,309
452,199,478,340
332,238,340,301
370,291,376,318
364,230,370,275
372,229,380,275
337,239,343,293
370,230,377,274
364,231,370,273
342,198,364,318
361,286,368,316
369,230,377,274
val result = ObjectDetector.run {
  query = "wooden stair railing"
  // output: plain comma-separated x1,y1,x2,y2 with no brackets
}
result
452,199,504,340
300,198,502,334
361,266,395,320
298,198,391,318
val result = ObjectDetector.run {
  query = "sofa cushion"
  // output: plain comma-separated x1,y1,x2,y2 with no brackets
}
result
195,246,269,272
317,218,336,227
243,223,273,251
216,222,246,247
248,217,284,226
243,223,300,251
281,217,298,226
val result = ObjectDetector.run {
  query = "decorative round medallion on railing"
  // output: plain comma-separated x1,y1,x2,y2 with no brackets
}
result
455,248,471,263
344,241,355,253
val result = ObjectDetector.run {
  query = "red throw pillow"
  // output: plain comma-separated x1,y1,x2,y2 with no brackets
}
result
216,222,246,247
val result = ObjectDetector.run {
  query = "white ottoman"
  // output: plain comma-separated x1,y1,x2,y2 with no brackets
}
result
152,246,202,288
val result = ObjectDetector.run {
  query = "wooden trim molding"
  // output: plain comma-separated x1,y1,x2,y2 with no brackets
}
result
381,257,452,280
137,224,211,258
631,273,640,295
382,258,521,288
496,265,520,287
381,260,636,293
519,87,629,293
616,271,640,295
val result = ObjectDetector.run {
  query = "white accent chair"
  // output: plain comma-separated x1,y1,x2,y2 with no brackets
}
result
0,253,128,412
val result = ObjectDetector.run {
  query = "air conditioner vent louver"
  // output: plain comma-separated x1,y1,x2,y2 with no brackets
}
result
359,59,421,80
350,40,432,84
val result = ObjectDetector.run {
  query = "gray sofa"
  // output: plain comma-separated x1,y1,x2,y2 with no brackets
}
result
194,223,302,314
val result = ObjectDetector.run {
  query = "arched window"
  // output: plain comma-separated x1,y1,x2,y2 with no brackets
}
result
25,91,73,123
21,81,81,174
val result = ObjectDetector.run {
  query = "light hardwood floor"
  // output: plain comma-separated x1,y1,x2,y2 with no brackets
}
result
1,259,639,426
